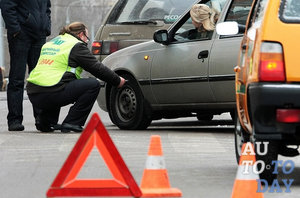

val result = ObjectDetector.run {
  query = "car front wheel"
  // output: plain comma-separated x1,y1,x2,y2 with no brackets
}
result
109,74,152,130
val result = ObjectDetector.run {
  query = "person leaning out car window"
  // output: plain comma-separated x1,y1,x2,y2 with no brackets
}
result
189,4,220,39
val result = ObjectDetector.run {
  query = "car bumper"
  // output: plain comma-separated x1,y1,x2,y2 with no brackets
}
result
248,83,300,141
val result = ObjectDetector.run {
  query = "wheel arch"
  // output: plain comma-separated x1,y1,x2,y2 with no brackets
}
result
105,69,144,113
107,70,153,129
236,82,253,135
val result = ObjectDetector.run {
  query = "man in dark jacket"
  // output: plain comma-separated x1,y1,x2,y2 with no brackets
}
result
1,0,51,131
26,22,126,133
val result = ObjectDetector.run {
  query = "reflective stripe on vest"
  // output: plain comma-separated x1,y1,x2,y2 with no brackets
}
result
27,34,83,87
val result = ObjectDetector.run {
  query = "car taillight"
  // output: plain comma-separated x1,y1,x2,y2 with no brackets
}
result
259,42,285,82
92,41,119,55
277,109,300,123
92,41,102,55
107,42,119,54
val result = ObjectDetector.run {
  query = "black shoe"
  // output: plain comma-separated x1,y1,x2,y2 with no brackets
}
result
35,118,56,132
35,123,54,132
8,123,24,131
61,123,83,133
52,124,62,130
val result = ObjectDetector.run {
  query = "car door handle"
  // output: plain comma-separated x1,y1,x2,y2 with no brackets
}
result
198,50,209,60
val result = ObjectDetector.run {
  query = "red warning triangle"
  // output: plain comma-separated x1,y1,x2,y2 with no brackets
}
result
46,113,142,197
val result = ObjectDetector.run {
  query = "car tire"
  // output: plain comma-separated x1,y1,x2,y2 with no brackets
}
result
196,114,213,121
0,67,3,91
255,138,279,185
234,115,250,164
230,110,236,120
109,74,152,130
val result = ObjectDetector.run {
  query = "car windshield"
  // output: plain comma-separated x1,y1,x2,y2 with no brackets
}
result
109,0,197,24
280,0,300,22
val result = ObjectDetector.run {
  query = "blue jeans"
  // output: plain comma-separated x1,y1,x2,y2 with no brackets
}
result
7,31,45,126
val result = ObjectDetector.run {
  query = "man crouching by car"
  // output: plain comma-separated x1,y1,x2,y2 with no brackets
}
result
26,22,125,133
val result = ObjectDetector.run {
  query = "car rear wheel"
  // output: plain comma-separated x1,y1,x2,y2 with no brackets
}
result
234,115,250,164
197,114,213,121
109,74,152,130
0,67,3,91
254,137,279,185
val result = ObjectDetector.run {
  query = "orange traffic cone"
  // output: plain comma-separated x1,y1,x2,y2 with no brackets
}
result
231,143,264,198
140,135,182,197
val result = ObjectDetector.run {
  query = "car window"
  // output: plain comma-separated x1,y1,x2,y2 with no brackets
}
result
173,0,224,42
253,0,268,23
224,0,253,34
107,0,197,24
280,0,300,23
211,0,227,12
246,0,267,41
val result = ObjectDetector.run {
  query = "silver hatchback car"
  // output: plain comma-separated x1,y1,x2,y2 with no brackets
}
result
98,0,253,130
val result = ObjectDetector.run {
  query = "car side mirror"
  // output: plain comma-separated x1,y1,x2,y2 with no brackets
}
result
153,29,169,45
216,21,239,36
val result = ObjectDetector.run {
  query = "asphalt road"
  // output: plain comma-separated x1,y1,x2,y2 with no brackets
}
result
0,91,300,198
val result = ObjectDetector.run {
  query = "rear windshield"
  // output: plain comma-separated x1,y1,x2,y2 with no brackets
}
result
107,0,197,24
280,0,300,23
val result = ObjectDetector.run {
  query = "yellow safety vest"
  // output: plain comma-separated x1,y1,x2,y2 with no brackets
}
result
27,33,83,86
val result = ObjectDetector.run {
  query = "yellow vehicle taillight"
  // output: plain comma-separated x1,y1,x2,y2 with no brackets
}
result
259,42,285,82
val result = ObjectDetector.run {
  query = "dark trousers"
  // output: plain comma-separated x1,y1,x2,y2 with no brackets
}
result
7,32,45,125
28,78,101,126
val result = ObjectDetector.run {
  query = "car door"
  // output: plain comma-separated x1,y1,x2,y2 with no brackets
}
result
209,0,253,102
150,0,217,105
